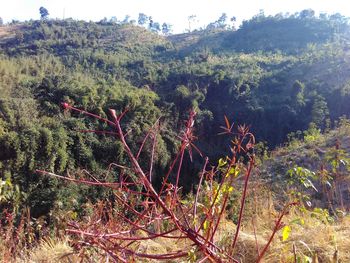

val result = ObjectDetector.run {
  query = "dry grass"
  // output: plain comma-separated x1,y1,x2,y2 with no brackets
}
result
263,215,350,262
3,209,349,262
18,238,76,263
124,212,350,262
236,208,350,263
4,179,349,262
0,25,20,41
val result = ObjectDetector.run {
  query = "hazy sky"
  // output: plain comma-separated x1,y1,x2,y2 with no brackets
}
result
2,0,350,33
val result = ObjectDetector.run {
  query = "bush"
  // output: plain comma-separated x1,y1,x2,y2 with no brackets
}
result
37,104,295,262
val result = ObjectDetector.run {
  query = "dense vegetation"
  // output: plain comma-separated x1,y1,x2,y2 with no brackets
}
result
1,10,350,225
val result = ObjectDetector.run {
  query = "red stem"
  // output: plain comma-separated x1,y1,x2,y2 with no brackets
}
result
194,157,209,230
54,105,259,262
67,105,116,127
230,158,254,253
256,202,298,262
173,145,186,207
149,129,158,183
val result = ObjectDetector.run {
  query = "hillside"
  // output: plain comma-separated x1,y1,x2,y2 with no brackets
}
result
1,11,350,262
1,10,350,212
260,118,350,206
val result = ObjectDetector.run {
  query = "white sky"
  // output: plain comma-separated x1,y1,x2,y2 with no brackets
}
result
1,0,350,33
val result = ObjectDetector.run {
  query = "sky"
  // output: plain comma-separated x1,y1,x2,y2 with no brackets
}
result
1,0,350,33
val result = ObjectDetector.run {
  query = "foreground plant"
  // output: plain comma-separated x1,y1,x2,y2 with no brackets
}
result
37,103,294,262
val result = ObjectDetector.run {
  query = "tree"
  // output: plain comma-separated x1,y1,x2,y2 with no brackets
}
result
217,13,228,28
206,13,228,31
99,17,108,24
151,22,161,33
230,16,237,30
299,9,315,19
109,16,118,24
187,15,197,32
311,95,329,128
161,22,172,35
122,15,130,24
319,13,328,20
148,17,160,33
39,7,49,20
138,13,148,26
291,80,305,107
148,16,153,29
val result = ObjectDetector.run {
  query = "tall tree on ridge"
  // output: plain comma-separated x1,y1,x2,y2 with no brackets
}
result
39,6,49,20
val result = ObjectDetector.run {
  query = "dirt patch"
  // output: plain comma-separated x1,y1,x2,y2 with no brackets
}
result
0,25,21,42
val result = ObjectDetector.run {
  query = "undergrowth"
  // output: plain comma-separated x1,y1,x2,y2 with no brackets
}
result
1,106,350,262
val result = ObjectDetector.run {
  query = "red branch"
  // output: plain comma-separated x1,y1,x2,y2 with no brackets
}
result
35,103,281,262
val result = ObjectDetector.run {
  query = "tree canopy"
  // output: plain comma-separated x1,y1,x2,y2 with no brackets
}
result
39,6,49,20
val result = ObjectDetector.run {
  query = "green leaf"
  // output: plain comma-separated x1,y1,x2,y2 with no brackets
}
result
226,167,240,177
282,225,291,241
203,220,209,231
218,158,227,168
187,248,197,262
303,255,312,263
290,217,305,226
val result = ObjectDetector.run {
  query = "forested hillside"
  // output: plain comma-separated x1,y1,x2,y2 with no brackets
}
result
1,10,350,234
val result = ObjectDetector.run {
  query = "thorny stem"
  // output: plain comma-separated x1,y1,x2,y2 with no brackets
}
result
136,117,161,160
109,110,176,218
149,127,158,182
230,157,255,254
66,228,183,241
62,103,115,127
132,250,188,260
172,145,186,208
194,157,209,231
38,104,276,262
256,202,298,262
210,182,231,242
158,149,181,195
36,170,123,189
196,129,252,237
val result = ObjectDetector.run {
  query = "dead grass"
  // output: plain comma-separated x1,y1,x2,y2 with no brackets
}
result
18,238,76,263
3,209,348,263
241,209,350,263
127,212,350,262
0,25,21,42
264,217,350,262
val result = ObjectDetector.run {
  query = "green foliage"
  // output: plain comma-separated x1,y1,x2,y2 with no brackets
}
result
303,123,321,143
1,13,350,220
287,166,317,191
225,11,348,53
0,175,23,213
292,80,306,107
287,166,318,207
311,95,329,128
39,7,49,20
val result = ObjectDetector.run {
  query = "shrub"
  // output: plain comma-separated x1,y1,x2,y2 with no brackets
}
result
37,104,295,262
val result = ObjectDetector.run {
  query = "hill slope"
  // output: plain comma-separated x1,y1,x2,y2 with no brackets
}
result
0,13,350,217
